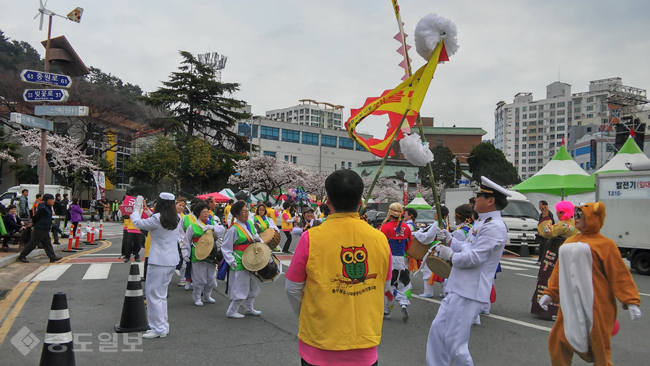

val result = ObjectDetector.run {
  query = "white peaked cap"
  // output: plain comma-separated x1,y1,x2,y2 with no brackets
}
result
159,192,175,201
479,176,512,198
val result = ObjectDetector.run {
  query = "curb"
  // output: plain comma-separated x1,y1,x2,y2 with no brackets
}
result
0,244,64,270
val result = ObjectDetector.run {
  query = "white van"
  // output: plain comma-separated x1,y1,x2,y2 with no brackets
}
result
502,191,540,250
0,184,71,209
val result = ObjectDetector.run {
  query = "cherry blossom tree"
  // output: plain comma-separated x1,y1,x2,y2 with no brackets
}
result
0,149,16,164
228,155,304,198
14,129,98,186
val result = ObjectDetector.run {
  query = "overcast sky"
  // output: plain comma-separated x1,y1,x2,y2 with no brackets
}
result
2,0,650,139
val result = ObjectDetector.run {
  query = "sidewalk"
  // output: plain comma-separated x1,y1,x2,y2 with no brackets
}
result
0,243,65,269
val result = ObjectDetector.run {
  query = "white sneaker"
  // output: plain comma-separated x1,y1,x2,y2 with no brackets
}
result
227,311,244,319
401,306,409,322
177,281,186,286
481,309,490,315
142,330,166,339
194,300,203,306
383,312,391,319
184,282,191,290
245,309,262,316
203,297,216,304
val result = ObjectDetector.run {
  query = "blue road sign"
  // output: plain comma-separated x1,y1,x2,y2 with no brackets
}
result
20,69,72,88
458,180,470,185
35,105,89,116
9,113,54,131
23,89,69,103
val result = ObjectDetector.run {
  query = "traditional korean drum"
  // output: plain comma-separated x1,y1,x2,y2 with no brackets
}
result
242,243,281,282
425,255,452,279
406,236,431,260
260,229,281,250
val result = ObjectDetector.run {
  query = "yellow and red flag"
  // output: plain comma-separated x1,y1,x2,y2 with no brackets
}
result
345,41,449,157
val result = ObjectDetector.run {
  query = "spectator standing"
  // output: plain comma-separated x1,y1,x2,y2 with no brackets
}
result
16,194,62,263
61,194,70,230
31,194,42,218
53,194,63,216
18,189,29,218
111,199,120,222
89,198,97,221
69,197,83,235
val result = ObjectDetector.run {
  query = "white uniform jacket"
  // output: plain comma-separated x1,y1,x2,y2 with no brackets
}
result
446,211,507,303
131,210,181,267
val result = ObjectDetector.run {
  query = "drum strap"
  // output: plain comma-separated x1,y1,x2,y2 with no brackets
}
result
255,216,269,231
232,223,254,244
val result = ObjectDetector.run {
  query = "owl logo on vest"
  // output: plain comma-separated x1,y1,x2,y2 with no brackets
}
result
341,245,368,282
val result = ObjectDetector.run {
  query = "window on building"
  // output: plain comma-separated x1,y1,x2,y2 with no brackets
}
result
538,158,544,164
311,116,319,122
299,115,304,121
580,163,584,169
523,107,527,112
529,167,536,172
587,97,594,103
557,134,564,139
263,151,276,157
282,129,300,143
522,152,527,157
606,144,614,152
530,136,537,141
529,121,536,126
260,126,279,140
530,113,536,118
522,122,527,127
321,135,337,147
549,142,555,148
528,158,535,164
557,110,565,115
356,143,366,151
287,111,292,117
312,109,320,115
557,102,565,107
557,126,565,131
284,155,289,161
515,122,519,128
522,137,527,142
557,118,564,123
586,113,593,118
339,137,354,150
538,143,543,148
529,151,536,156
529,106,537,111
302,132,319,146
549,127,555,132
238,123,259,138
515,160,519,165
574,107,581,113
522,114,527,119
292,156,297,164
515,152,519,157
348,162,352,169
586,105,594,111
522,167,527,172
341,161,346,169
529,144,536,149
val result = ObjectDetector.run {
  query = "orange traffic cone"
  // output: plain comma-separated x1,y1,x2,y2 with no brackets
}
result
39,292,75,366
115,263,149,333
85,222,97,245
73,224,83,250
62,224,77,253
98,220,103,240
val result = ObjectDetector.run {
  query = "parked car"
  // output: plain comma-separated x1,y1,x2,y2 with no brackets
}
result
415,209,437,230
367,210,387,228
501,192,539,250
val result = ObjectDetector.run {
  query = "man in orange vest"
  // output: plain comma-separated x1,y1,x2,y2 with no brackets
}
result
285,170,392,366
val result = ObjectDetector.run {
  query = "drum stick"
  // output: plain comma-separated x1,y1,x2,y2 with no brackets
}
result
503,248,520,257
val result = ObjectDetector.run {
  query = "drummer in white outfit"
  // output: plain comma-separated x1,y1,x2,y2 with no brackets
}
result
183,202,226,306
425,177,510,366
221,201,264,318
130,192,181,339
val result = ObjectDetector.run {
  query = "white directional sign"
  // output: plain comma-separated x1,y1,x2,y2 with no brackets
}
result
20,69,72,88
35,105,89,116
23,89,69,103
9,113,54,131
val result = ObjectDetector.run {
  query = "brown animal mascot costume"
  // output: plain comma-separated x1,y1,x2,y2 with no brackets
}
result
539,202,641,365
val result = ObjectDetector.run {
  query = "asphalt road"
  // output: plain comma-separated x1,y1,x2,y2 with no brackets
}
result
0,221,648,365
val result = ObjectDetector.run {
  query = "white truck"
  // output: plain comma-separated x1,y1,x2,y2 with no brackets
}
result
596,170,650,275
0,184,71,208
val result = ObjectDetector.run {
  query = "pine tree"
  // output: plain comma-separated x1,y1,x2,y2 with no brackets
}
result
467,142,520,186
142,51,251,152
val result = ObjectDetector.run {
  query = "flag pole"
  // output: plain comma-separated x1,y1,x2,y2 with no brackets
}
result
360,109,410,215
391,0,444,227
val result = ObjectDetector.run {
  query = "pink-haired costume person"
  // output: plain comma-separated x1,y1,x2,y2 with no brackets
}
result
531,201,580,320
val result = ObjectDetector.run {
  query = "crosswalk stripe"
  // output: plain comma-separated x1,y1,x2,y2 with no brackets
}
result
500,259,541,269
82,263,112,280
499,264,529,271
31,264,73,282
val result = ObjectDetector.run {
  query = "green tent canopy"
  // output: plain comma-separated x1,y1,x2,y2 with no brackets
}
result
513,145,593,196
405,193,432,210
568,136,650,188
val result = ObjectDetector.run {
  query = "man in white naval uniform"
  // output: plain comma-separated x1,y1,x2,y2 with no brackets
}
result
426,176,510,366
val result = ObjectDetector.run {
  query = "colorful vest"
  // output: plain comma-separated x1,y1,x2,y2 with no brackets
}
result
189,221,212,263
281,209,293,231
231,220,257,271
266,207,277,219
382,220,411,257
299,212,390,350
183,213,197,231
254,215,271,232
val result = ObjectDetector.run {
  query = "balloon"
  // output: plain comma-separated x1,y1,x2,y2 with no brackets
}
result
611,319,620,336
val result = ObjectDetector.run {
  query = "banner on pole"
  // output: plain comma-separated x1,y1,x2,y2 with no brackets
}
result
92,171,106,200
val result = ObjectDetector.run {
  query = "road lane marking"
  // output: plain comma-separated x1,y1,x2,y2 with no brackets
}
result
414,295,552,332
0,281,39,347
31,264,72,281
59,240,112,264
499,264,527,271
82,263,112,280
500,260,541,269
515,273,538,279
640,293,650,297
0,282,29,324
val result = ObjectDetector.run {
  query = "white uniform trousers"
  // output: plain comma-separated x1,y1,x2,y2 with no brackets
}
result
421,262,435,296
145,264,175,335
426,292,484,366
191,261,217,302
230,270,261,310
385,255,411,311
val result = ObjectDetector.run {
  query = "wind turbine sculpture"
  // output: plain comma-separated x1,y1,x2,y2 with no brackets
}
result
34,0,83,30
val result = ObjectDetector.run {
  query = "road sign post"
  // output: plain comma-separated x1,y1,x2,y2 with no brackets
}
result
23,89,69,103
35,105,89,116
9,113,54,131
20,69,72,88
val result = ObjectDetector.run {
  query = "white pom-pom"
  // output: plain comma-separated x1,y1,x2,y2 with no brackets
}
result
400,133,434,167
414,14,459,61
